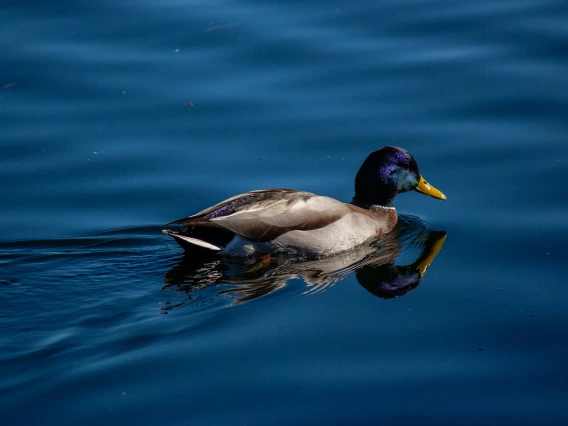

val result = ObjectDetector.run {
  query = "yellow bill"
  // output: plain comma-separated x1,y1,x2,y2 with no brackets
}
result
415,175,447,200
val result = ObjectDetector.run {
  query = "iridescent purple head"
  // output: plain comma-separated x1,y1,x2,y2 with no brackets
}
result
352,146,446,207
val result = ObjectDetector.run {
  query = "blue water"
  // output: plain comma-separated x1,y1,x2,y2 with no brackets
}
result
1,0,567,424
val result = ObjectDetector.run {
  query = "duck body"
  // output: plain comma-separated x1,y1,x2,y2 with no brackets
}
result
164,146,446,257
164,188,398,256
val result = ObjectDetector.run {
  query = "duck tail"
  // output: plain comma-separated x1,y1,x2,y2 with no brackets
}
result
162,229,222,251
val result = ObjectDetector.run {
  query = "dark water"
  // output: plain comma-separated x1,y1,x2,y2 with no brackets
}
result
1,0,567,424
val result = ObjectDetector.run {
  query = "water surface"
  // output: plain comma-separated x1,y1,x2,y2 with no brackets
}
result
1,0,567,424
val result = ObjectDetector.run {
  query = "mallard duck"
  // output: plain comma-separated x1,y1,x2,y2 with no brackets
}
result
163,146,446,256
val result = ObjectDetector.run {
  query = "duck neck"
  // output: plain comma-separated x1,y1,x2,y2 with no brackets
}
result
352,184,396,209
351,197,394,209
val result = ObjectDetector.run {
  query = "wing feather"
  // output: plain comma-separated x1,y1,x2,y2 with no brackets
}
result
211,194,349,241
165,189,350,243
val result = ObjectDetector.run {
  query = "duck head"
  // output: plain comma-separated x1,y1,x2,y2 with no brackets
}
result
353,146,446,207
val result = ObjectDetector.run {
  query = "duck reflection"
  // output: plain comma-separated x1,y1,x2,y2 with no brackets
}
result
161,215,446,310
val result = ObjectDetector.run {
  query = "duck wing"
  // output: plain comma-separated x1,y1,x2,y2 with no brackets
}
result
165,189,350,249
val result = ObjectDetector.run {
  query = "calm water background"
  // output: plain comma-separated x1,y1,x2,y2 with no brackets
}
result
1,0,567,424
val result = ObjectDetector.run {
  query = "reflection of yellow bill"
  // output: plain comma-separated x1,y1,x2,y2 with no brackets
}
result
418,233,447,277
415,175,447,200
